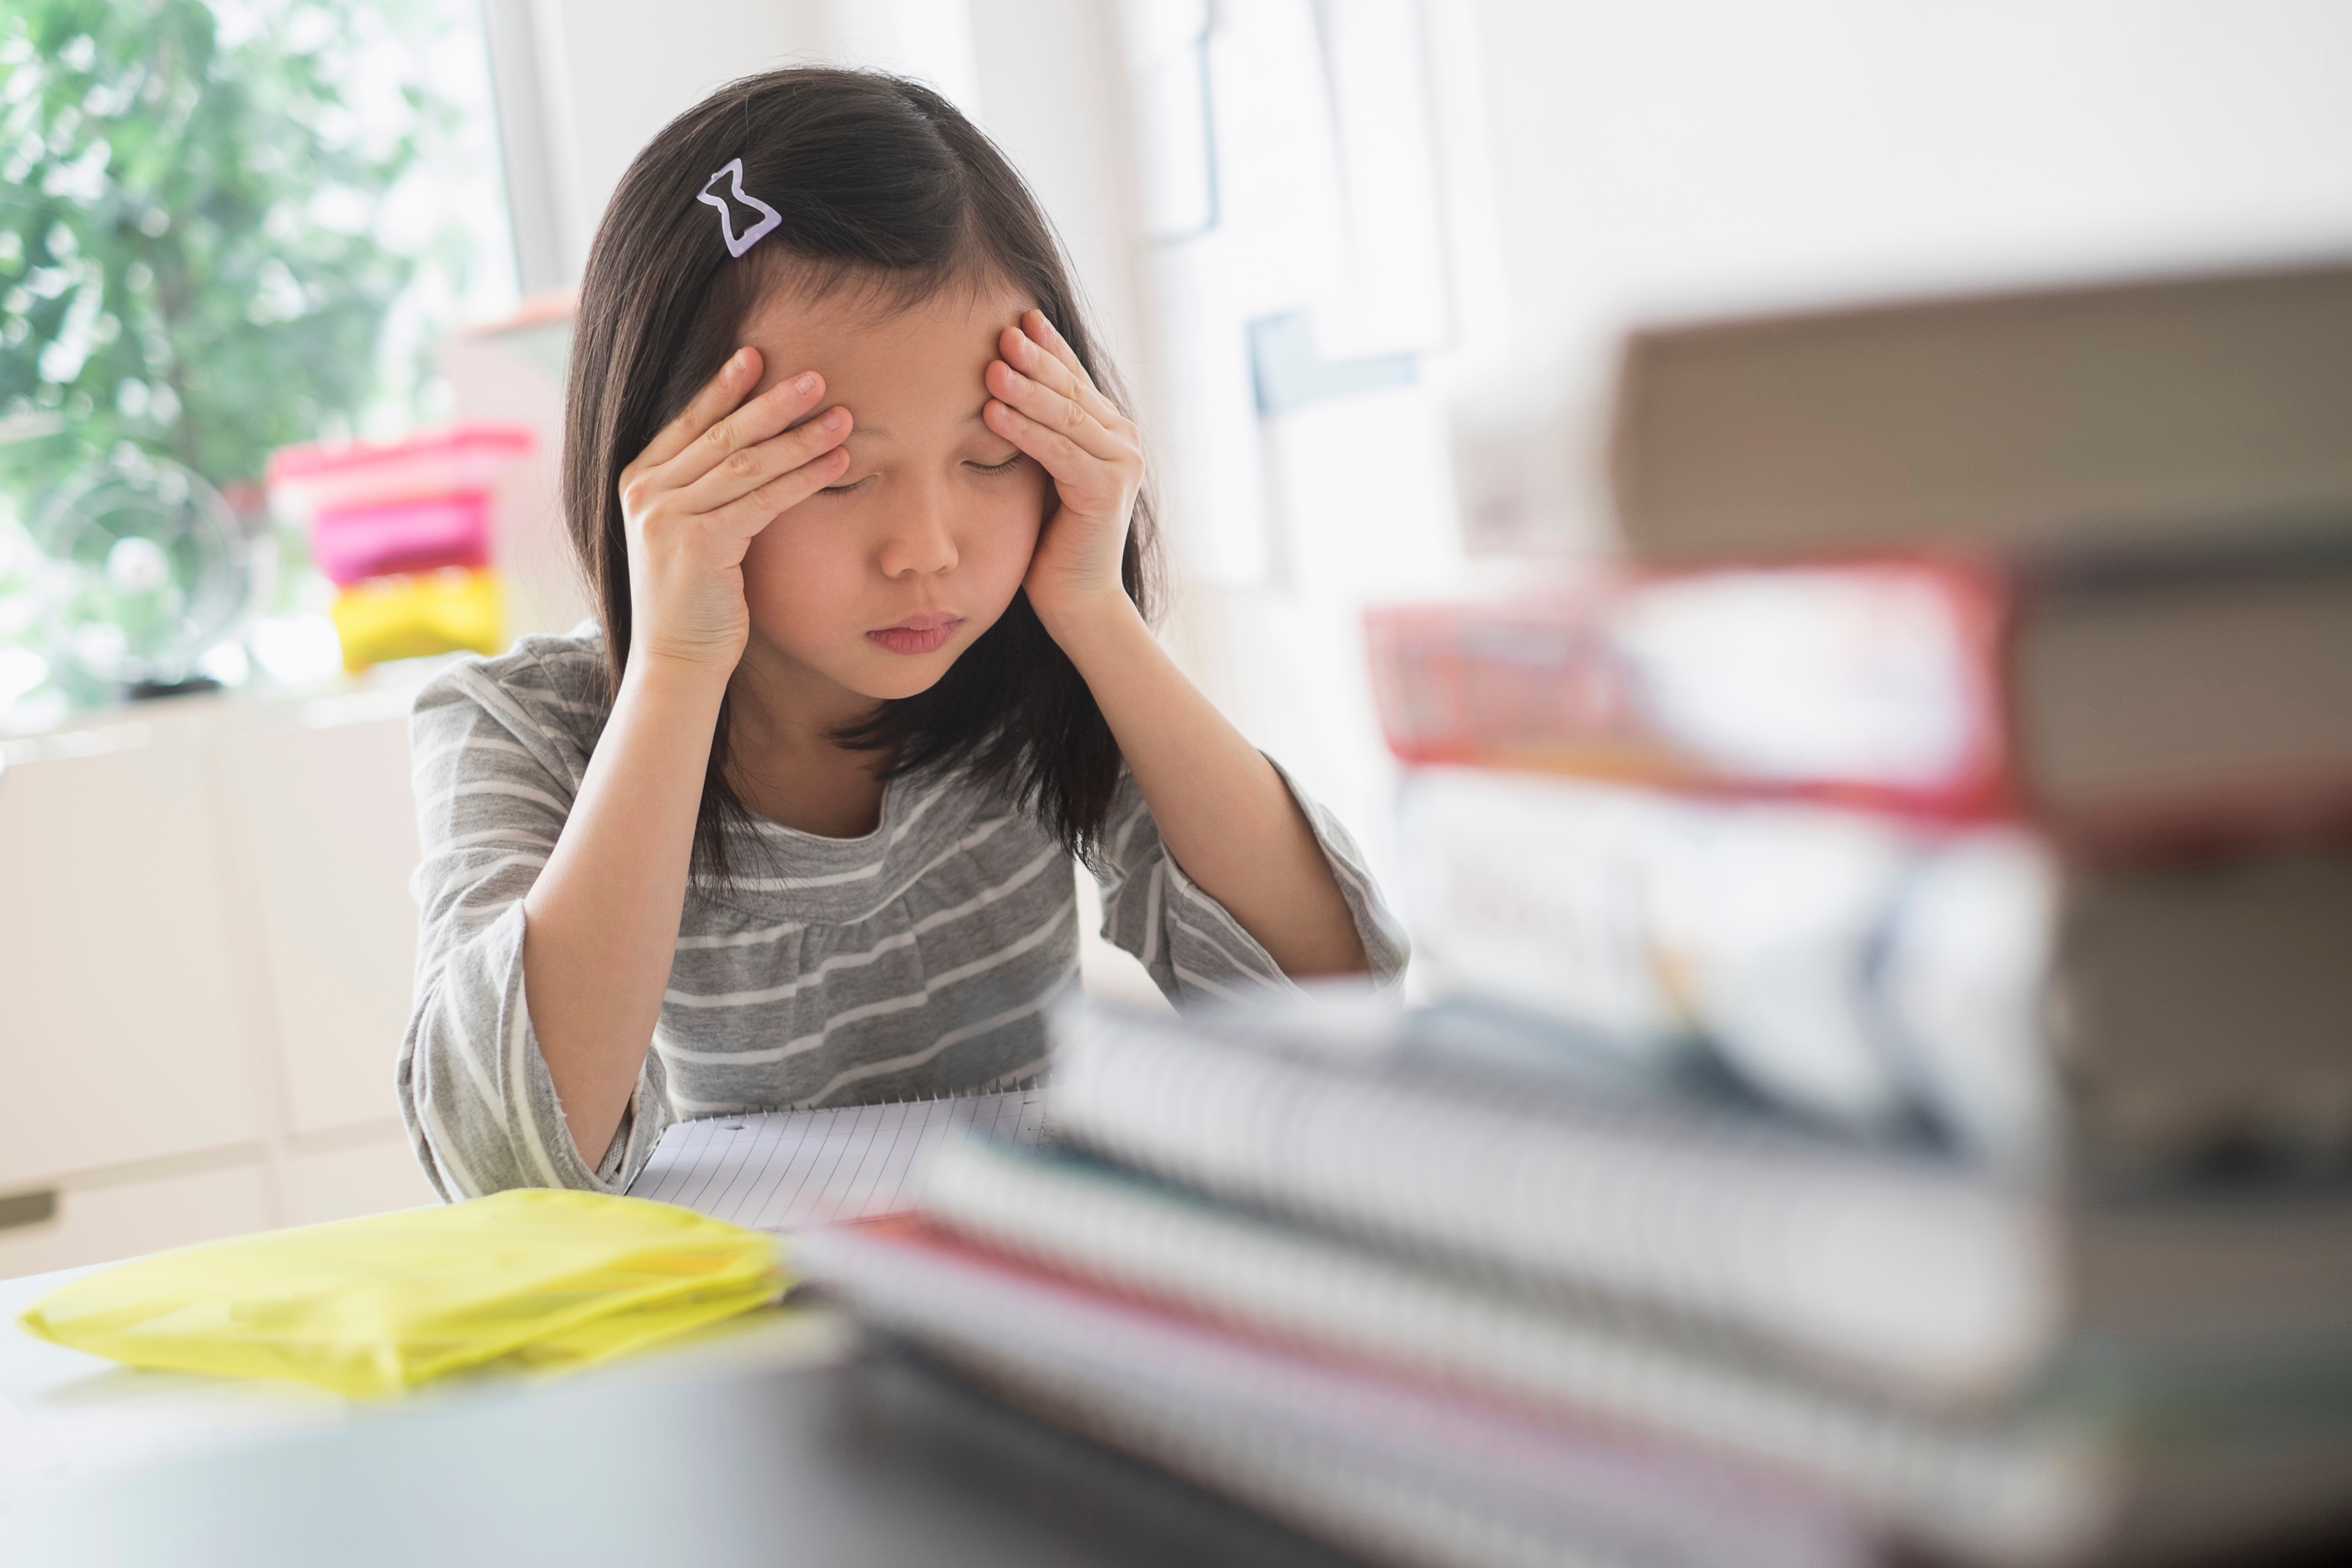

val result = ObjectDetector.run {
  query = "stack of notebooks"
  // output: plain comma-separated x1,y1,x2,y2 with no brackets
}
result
645,261,2352,1567
786,999,2352,1568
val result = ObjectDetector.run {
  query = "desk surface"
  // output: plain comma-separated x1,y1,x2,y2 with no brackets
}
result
1,1263,1361,1568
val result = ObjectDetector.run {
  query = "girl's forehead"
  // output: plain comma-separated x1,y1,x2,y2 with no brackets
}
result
739,282,1034,419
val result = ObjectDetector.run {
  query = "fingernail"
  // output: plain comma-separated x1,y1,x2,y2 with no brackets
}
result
823,408,848,430
794,372,818,396
733,348,753,371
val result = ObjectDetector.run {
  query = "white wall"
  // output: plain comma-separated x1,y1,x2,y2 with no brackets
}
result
967,0,1148,377
1454,0,2352,542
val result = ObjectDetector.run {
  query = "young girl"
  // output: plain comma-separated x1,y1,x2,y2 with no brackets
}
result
398,68,1406,1198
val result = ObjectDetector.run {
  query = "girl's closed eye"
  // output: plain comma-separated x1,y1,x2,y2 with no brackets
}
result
820,455,1021,494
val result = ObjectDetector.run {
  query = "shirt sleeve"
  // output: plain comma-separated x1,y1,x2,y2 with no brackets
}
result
1089,757,1409,1006
395,651,671,1199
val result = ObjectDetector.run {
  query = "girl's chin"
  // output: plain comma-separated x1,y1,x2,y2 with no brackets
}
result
847,669,954,702
732,640,954,710
837,642,966,701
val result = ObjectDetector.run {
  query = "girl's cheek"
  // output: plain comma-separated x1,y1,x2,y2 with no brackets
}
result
745,506,844,573
1010,471,1052,550
995,498,1047,575
739,512,856,622
954,482,1044,573
737,520,793,594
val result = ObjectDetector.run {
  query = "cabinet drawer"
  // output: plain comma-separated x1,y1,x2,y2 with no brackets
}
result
282,1135,438,1226
0,1163,272,1282
0,735,260,1185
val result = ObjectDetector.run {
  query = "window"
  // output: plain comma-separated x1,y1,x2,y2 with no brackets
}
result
0,0,509,722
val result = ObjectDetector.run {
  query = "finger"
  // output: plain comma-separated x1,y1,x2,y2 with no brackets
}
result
634,347,764,472
655,368,829,493
676,404,853,514
1000,315,1123,427
986,359,1126,465
1022,309,1091,389
985,397,1107,487
1024,310,1129,430
998,316,1102,414
705,443,853,536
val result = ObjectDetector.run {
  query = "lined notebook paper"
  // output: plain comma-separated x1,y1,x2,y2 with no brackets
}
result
629,1089,1050,1232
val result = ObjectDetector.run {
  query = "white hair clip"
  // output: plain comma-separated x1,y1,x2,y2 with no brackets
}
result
698,158,781,258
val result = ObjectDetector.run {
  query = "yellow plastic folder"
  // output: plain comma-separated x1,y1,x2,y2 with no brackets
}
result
17,1190,786,1398
331,565,504,672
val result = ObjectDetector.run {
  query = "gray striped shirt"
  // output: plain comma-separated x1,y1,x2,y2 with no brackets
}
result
396,627,1408,1200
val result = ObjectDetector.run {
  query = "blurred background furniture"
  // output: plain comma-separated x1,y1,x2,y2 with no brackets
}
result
0,683,438,1276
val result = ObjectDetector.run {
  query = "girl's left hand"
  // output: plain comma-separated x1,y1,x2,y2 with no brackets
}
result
983,309,1143,636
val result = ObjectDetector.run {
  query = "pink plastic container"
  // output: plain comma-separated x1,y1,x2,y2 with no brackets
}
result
309,495,494,586
266,424,537,517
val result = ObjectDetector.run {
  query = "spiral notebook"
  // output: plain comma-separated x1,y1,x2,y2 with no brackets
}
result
628,1089,1050,1232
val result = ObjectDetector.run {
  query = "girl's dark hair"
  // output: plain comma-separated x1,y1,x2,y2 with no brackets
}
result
563,68,1159,884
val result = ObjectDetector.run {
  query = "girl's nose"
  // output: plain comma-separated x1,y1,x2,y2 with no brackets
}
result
876,486,960,579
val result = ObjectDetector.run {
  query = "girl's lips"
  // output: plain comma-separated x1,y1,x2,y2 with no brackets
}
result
866,617,963,655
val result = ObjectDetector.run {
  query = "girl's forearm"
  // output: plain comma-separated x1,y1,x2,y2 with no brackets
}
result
1051,600,1367,978
519,655,729,1164
982,312,1362,976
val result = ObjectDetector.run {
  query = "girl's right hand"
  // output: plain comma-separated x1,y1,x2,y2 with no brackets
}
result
616,346,853,675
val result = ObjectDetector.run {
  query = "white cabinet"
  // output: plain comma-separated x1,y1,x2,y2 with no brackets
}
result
0,723,262,1185
0,1162,274,1282
220,702,423,1135
0,683,433,1279
282,1138,438,1226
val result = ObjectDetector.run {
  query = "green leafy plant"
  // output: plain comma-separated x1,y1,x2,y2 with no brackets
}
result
0,0,464,500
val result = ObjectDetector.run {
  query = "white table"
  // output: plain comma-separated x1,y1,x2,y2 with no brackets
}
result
0,1259,1358,1568
0,1260,849,1525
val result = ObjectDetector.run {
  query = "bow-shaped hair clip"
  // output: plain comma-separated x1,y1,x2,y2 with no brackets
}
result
699,158,781,259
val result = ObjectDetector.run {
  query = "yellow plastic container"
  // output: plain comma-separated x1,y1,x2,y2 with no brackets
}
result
331,565,504,672
17,1189,786,1398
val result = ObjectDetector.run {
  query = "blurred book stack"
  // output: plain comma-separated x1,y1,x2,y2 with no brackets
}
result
796,260,2352,1568
264,424,533,672
803,1000,2352,1567
1373,257,2352,1179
